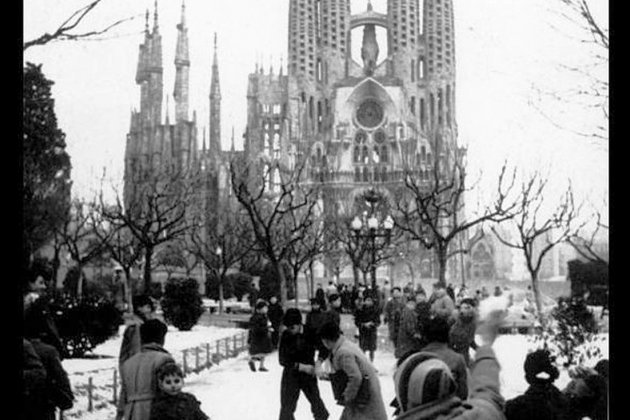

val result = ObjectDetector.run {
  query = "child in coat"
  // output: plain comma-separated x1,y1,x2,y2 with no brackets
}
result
149,362,209,420
248,300,273,371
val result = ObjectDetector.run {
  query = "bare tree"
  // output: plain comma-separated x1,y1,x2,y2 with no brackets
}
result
492,173,583,322
24,0,141,50
102,170,198,294
395,156,519,287
185,203,254,314
59,199,110,297
567,205,608,265
231,159,320,307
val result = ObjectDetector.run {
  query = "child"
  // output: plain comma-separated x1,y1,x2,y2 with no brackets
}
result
248,300,273,372
354,296,381,362
278,308,329,420
149,362,209,420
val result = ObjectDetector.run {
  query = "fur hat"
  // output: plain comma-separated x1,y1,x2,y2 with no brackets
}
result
524,349,559,384
394,352,457,412
283,308,302,327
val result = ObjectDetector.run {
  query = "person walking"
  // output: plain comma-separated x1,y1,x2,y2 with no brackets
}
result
315,284,327,309
449,298,479,367
278,308,329,420
117,319,175,420
392,309,508,420
326,293,342,329
383,287,405,348
304,298,331,362
268,295,285,349
395,295,422,361
414,290,432,347
24,313,74,420
505,349,571,420
119,295,156,369
248,300,273,372
319,322,388,420
354,296,381,362
430,283,456,321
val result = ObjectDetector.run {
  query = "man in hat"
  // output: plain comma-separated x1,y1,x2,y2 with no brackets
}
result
392,309,507,420
384,287,406,348
505,349,571,420
304,298,330,361
449,298,479,367
278,308,329,420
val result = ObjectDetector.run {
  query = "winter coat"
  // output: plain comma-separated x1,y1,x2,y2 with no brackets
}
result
24,296,66,359
354,305,381,351
326,306,342,328
279,328,316,368
315,288,327,308
431,295,456,320
305,309,330,360
149,392,209,420
248,313,273,355
449,315,478,366
384,298,406,343
116,343,175,420
328,336,387,420
119,314,145,369
415,302,432,337
29,338,74,419
23,339,49,420
395,346,505,420
396,307,422,359
421,342,468,400
268,303,284,329
505,382,572,420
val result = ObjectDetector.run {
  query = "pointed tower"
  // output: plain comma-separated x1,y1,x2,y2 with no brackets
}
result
173,0,190,122
209,33,222,167
148,0,164,125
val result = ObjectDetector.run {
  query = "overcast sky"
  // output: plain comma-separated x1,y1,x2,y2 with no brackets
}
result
23,0,608,218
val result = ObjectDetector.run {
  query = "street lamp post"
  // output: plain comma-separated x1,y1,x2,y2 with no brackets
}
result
350,190,394,290
216,246,224,315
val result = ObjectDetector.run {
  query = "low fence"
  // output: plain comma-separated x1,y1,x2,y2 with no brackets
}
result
59,330,249,419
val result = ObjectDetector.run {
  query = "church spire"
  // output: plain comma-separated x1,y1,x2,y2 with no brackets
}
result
209,32,221,165
174,0,190,122
153,0,159,33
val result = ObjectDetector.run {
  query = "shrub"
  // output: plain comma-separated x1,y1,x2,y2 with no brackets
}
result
161,277,204,331
530,296,603,368
205,272,235,300
49,293,123,358
229,272,254,301
260,263,294,301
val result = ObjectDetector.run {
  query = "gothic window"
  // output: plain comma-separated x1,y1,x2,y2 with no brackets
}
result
317,101,323,132
362,167,369,182
317,58,322,81
421,146,427,161
381,145,389,163
420,98,426,130
353,146,360,163
381,166,387,182
430,94,435,128
354,167,361,182
411,60,415,82
372,146,380,164
355,130,367,144
356,100,384,128
374,167,380,182
410,96,416,115
374,129,386,144
446,84,452,126
416,153,421,166
418,57,425,79
438,89,444,125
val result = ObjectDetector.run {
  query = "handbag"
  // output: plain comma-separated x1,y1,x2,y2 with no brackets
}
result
329,370,371,406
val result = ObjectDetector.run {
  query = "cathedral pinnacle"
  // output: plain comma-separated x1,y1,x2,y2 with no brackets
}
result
145,9,150,33
179,0,186,28
153,0,159,32
367,0,373,12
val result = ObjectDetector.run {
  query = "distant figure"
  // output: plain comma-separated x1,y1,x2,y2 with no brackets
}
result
117,319,175,420
414,291,432,348
341,284,352,313
354,296,381,362
326,293,342,329
446,283,456,302
305,299,330,363
315,283,327,310
149,363,209,420
278,308,329,420
268,295,285,349
430,283,456,321
326,281,338,297
320,322,388,420
119,295,156,369
384,287,406,348
248,283,260,308
395,295,422,361
481,286,490,300
505,349,570,420
247,300,273,372
494,286,503,297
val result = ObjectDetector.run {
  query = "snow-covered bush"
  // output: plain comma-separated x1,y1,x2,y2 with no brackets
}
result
529,296,603,368
161,277,205,331
50,294,123,358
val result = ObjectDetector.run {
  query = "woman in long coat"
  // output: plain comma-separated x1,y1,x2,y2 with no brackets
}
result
248,300,273,371
320,322,388,420
354,296,381,362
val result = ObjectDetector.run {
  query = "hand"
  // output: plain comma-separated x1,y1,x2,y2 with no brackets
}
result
298,363,315,375
314,362,325,379
476,309,507,346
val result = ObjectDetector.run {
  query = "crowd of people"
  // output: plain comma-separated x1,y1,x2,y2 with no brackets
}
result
23,272,608,420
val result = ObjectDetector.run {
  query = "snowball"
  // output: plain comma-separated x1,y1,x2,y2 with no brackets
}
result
478,295,511,321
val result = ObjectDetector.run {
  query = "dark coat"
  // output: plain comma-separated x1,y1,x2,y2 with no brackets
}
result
449,315,478,366
117,343,175,420
329,336,388,420
326,306,342,328
119,314,144,368
384,298,406,343
354,305,381,351
268,303,284,328
30,338,74,419
279,328,316,368
505,382,572,420
248,312,272,355
396,306,422,359
315,288,327,308
23,339,49,420
421,342,469,400
395,346,505,420
24,296,66,359
415,301,432,337
149,392,209,420
305,309,330,360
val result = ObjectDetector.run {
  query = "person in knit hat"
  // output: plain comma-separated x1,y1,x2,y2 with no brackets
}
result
278,308,329,420
505,349,571,420
393,309,507,420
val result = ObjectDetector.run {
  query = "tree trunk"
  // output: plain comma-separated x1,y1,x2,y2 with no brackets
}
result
309,262,315,299
218,275,225,315
52,247,61,290
276,261,288,308
437,247,447,288
352,265,360,287
77,265,85,298
294,273,299,308
530,271,545,326
143,246,153,294
124,267,134,315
